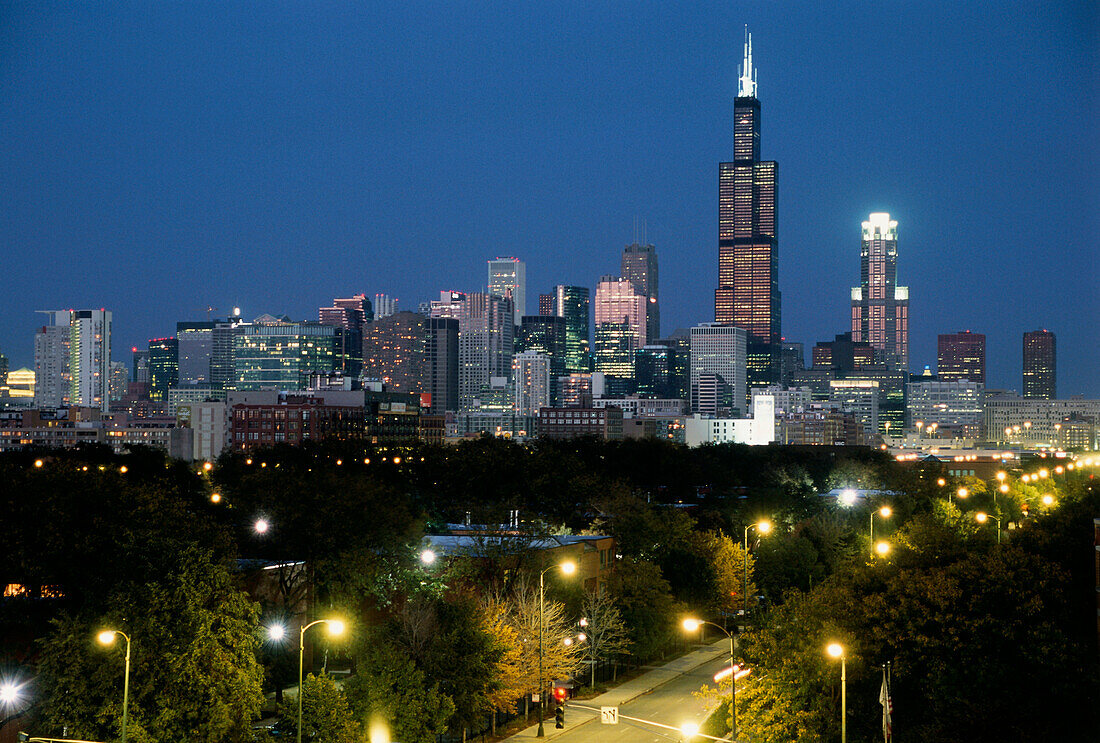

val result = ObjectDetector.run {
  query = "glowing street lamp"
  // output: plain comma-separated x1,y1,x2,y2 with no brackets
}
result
419,548,437,566
974,511,1002,545
875,541,891,557
1041,494,1055,507
683,618,739,738
826,643,846,743
870,507,891,559
743,520,771,622
97,629,132,743
681,721,700,741
536,560,576,737
253,518,270,535
269,618,346,743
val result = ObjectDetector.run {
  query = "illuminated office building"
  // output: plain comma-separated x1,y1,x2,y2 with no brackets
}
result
851,213,909,368
488,257,526,325
1022,329,1055,399
938,331,985,385
622,242,659,341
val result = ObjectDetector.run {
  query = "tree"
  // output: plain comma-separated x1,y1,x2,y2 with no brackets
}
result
344,643,453,743
35,547,264,743
578,590,631,686
607,557,678,661
280,673,359,743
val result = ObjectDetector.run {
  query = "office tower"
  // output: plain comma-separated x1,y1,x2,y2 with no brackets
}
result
319,294,373,377
851,213,910,368
363,311,429,394
177,321,215,386
538,293,555,316
553,285,591,374
514,351,551,416
1022,329,1056,399
132,348,150,384
813,333,874,371
828,380,880,439
779,341,805,387
373,293,398,320
109,361,129,403
654,330,691,400
446,293,514,410
715,31,780,364
148,337,179,401
938,331,985,385
488,256,526,325
906,379,984,433
595,276,646,347
690,323,747,416
33,310,73,408
0,353,7,388
518,315,567,400
232,315,337,391
635,345,676,399
622,242,659,341
426,317,459,413
210,320,240,391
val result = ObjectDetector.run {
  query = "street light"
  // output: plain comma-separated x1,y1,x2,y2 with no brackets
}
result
683,618,739,739
681,721,700,741
974,512,1002,545
743,520,771,624
97,629,132,743
536,560,576,737
269,618,346,743
870,507,891,558
954,487,968,504
826,643,846,743
875,541,891,557
253,518,270,534
419,548,437,566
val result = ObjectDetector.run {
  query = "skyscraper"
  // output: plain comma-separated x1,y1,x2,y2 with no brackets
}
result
319,294,373,377
513,351,551,416
177,321,215,386
425,317,459,413
68,309,112,412
715,30,780,352
438,292,514,411
690,323,747,416
553,285,590,374
622,242,659,341
938,331,985,385
148,337,179,401
373,293,398,320
33,310,73,408
1022,329,1056,399
594,276,647,384
362,311,428,393
232,315,337,390
851,213,910,368
488,257,526,325
518,315,567,398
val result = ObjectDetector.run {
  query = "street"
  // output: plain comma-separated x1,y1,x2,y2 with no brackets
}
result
506,640,731,742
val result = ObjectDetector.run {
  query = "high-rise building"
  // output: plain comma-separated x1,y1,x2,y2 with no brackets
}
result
518,315,567,400
131,348,150,384
148,337,179,401
622,242,659,341
690,323,747,416
715,31,780,356
813,333,875,371
232,315,337,391
362,311,428,393
488,257,526,325
513,351,551,416
1022,329,1056,399
851,213,909,368
109,361,129,403
33,310,73,408
210,320,240,391
828,379,879,440
595,276,647,348
444,293,514,411
426,317,459,414
177,321,215,386
538,293,555,316
319,294,373,377
68,309,112,412
553,285,591,374
905,379,984,434
938,331,985,385
654,330,691,401
373,293,398,320
635,345,676,399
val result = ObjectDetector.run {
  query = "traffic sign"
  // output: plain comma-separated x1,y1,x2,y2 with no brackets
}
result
600,706,619,724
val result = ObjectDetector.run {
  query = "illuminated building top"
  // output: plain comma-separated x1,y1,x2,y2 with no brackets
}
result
737,26,757,99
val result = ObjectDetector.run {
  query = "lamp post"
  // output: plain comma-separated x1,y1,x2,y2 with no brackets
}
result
683,618,738,739
743,520,771,625
826,643,846,743
870,506,891,559
975,512,1002,544
537,560,576,737
270,618,345,743
97,629,131,743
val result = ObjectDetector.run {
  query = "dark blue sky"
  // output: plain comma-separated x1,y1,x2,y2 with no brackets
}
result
2,1,1097,394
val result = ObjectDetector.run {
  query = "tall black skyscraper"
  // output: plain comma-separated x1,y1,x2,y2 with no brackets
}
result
715,29,780,391
1022,329,1056,399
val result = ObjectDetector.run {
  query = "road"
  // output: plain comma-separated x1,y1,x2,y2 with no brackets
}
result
506,641,731,742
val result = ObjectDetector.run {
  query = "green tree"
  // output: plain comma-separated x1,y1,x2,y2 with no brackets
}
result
344,643,453,743
607,557,678,661
35,547,264,743
280,673,359,743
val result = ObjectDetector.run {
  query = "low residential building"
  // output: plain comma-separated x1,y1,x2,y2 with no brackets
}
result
683,395,775,447
778,407,869,446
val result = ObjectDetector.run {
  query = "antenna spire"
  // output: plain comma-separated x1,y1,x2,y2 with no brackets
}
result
738,25,757,98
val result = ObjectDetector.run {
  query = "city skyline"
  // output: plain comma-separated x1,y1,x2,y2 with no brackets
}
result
0,3,1096,394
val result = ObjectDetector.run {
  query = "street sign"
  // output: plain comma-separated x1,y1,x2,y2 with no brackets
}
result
600,706,619,724
531,693,540,703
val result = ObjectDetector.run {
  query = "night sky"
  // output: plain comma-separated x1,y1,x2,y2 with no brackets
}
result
1,2,1096,395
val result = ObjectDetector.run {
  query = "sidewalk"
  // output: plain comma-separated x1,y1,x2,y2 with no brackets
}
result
503,639,729,740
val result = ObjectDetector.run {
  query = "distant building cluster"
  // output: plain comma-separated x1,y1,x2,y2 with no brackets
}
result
0,31,1091,457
